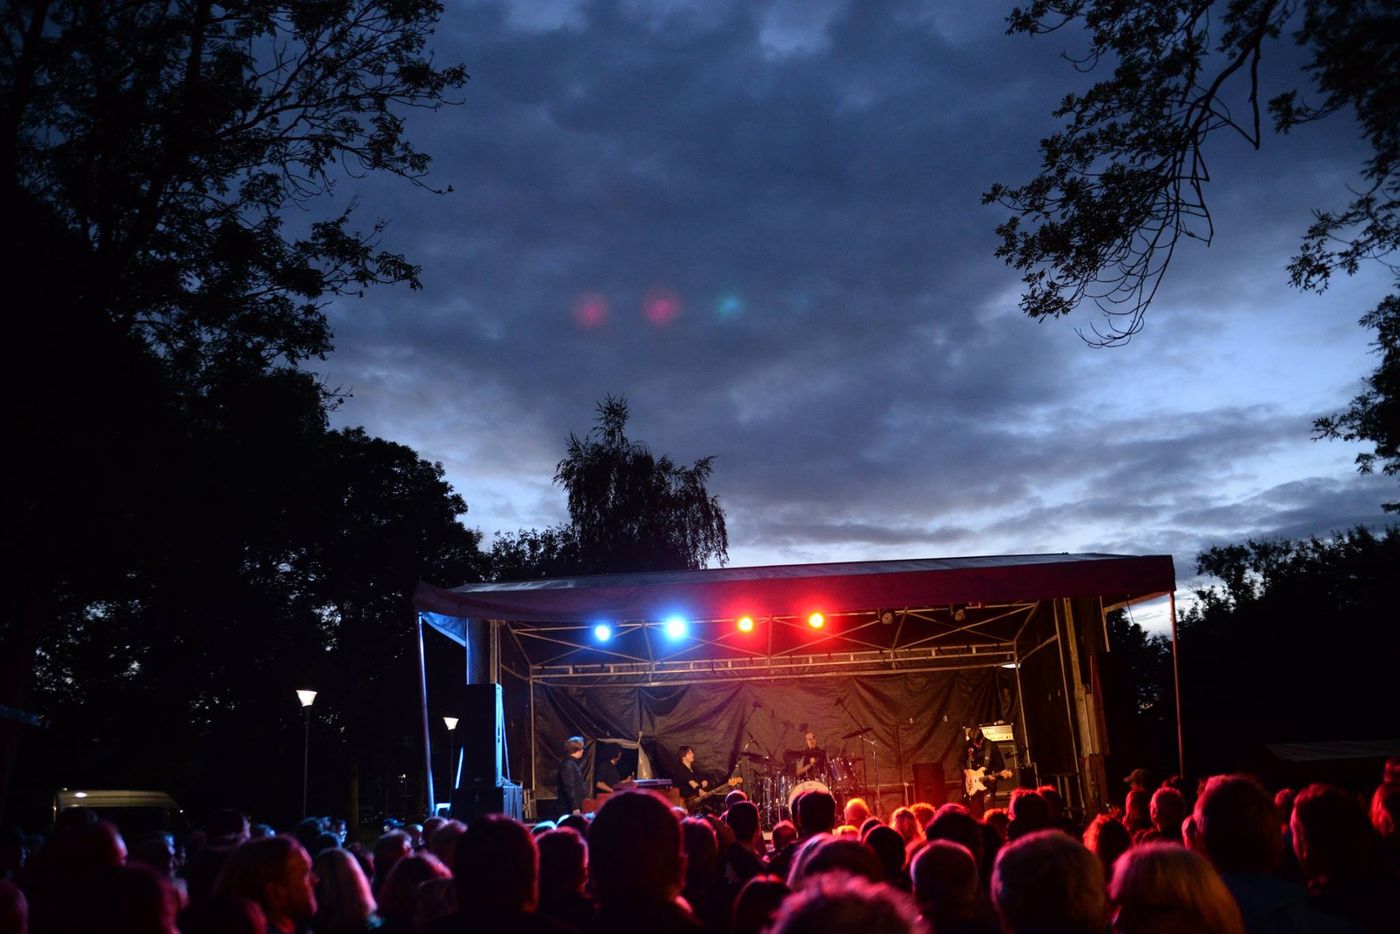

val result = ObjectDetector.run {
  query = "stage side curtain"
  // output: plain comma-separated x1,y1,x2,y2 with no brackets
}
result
531,669,1018,804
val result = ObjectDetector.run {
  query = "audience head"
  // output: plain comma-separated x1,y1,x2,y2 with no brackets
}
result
557,814,590,837
843,797,871,828
1008,788,1051,837
1036,785,1066,822
1189,773,1283,874
371,830,411,889
378,851,449,923
889,807,919,844
911,840,979,923
863,825,908,882
984,807,1010,840
799,838,883,885
732,875,790,934
1124,788,1153,831
772,821,798,853
992,830,1105,934
926,803,984,868
214,836,317,931
72,864,180,934
311,848,375,934
681,816,718,884
1371,782,1399,844
1150,787,1187,838
207,810,251,844
177,894,268,934
427,818,466,867
1290,782,1375,879
453,815,538,915
909,803,936,829
725,790,749,809
588,790,685,904
536,827,588,896
129,831,178,878
726,801,761,847
797,791,838,838
770,871,922,934
1083,813,1132,876
1110,842,1244,934
1275,788,1297,825
0,882,26,934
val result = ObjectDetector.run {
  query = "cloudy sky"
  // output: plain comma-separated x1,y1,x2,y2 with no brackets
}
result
317,0,1394,628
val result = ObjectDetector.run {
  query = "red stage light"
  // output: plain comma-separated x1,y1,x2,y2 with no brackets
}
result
737,615,754,633
807,612,825,629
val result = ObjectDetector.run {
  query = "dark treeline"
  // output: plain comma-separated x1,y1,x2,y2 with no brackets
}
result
1102,526,1400,785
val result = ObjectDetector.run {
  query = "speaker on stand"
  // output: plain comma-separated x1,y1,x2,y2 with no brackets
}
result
448,683,522,822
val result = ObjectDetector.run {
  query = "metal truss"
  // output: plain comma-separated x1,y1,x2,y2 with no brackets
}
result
526,640,1019,687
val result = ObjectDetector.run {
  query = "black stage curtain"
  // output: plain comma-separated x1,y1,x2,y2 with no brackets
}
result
532,667,1018,810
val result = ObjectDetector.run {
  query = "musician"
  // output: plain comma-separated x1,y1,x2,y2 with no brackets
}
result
676,745,708,799
963,726,1006,818
557,736,587,815
596,744,625,794
794,731,827,781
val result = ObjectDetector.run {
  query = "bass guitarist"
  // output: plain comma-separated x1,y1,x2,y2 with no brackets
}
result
962,726,1010,818
676,745,742,813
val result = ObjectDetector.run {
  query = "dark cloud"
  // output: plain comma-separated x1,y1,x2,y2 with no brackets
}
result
315,0,1397,581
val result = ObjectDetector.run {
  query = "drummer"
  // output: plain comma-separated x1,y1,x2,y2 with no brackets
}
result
793,731,828,782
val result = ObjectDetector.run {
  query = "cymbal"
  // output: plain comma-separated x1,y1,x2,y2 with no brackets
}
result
841,727,873,739
740,751,771,763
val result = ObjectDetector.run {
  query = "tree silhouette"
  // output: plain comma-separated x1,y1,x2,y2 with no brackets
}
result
492,397,729,578
1,0,469,813
985,2,1399,503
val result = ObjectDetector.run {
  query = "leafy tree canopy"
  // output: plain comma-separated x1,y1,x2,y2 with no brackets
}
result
986,1,1400,501
491,397,729,578
1177,525,1398,772
1,0,471,817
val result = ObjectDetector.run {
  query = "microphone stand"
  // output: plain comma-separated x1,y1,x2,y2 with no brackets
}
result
836,699,881,816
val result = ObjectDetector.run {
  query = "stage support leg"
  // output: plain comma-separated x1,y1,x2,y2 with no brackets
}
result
1170,592,1184,778
416,614,436,815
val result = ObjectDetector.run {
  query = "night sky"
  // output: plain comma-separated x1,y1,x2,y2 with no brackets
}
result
315,1,1394,628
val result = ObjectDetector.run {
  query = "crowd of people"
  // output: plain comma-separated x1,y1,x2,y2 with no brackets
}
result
1,760,1396,933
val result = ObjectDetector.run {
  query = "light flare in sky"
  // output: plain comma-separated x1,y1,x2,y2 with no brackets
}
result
644,288,682,326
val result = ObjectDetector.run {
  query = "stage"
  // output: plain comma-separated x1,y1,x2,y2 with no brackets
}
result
413,552,1176,820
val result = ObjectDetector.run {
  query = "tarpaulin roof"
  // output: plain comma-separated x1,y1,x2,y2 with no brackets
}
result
416,552,1174,624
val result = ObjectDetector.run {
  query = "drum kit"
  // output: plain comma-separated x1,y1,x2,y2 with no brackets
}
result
741,743,864,827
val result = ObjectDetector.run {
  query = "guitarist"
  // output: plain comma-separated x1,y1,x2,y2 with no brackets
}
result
963,726,1007,818
676,745,709,801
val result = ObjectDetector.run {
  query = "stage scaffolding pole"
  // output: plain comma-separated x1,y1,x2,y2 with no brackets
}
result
1170,591,1184,777
416,614,436,815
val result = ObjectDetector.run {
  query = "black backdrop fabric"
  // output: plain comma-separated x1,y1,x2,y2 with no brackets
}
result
532,667,1017,811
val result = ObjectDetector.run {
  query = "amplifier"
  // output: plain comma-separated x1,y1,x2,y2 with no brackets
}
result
980,722,1015,742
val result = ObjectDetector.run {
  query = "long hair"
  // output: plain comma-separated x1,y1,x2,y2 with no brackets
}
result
312,848,376,934
1110,843,1244,934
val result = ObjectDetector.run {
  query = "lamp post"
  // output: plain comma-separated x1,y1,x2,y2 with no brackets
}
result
296,689,317,817
443,716,459,812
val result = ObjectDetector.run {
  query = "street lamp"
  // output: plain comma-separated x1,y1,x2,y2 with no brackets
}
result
443,716,459,809
297,689,317,817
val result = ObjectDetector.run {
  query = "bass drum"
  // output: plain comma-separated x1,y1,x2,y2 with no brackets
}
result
787,779,829,812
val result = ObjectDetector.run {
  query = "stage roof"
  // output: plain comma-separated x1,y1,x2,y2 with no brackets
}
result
415,553,1175,676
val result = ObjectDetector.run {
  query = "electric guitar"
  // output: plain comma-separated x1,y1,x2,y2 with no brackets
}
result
684,776,743,812
963,766,1012,797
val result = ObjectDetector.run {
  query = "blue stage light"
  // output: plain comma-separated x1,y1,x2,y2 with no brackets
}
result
663,616,688,640
593,623,613,642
